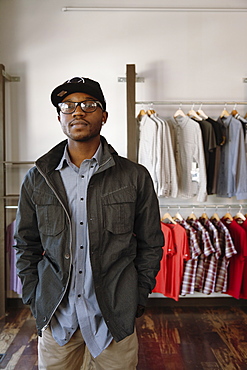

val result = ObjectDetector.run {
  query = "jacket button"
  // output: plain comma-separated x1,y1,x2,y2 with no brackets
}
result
64,253,70,259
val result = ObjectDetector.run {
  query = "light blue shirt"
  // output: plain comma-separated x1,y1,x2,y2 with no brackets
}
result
50,143,112,358
217,115,247,200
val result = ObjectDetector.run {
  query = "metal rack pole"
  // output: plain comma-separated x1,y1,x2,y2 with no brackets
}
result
126,64,137,162
0,65,6,316
136,100,247,106
62,7,247,13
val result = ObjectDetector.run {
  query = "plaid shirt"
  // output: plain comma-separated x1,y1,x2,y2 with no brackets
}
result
187,219,214,293
179,220,201,295
211,219,237,292
199,218,221,294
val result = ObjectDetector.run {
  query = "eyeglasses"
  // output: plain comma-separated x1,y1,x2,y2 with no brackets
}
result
58,100,103,114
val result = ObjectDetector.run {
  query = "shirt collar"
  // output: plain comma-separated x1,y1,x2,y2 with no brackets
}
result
174,115,190,127
55,142,103,171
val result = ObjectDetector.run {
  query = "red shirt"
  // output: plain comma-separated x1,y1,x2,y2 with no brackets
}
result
222,218,247,299
238,219,247,299
153,222,190,301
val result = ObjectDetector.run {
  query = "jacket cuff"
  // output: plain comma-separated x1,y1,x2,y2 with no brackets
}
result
138,286,150,307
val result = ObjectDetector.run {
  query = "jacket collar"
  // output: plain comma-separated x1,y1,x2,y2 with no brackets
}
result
35,136,117,176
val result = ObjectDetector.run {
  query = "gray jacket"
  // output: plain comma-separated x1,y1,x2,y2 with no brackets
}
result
14,136,164,341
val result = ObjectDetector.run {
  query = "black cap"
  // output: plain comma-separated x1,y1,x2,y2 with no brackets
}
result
51,77,106,111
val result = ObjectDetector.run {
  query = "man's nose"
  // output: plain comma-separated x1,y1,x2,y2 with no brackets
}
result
73,103,85,115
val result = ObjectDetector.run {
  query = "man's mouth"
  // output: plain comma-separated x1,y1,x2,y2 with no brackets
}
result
70,119,89,126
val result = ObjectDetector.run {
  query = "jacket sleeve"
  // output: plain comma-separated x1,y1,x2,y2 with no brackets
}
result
133,166,164,307
14,172,44,308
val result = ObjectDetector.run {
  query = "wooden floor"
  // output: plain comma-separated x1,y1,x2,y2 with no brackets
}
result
1,299,247,369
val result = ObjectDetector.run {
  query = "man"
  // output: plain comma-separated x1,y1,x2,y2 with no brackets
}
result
14,76,164,369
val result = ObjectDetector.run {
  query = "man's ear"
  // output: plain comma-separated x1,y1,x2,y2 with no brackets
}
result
102,111,108,124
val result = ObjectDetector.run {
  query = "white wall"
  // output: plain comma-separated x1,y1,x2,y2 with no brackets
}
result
1,0,247,196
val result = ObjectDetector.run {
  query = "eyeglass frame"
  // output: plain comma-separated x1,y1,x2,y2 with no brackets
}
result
58,99,104,114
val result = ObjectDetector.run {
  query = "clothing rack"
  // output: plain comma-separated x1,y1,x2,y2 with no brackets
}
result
0,64,21,316
126,64,247,301
126,64,247,162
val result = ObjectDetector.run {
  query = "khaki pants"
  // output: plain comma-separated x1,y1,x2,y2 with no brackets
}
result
38,326,138,370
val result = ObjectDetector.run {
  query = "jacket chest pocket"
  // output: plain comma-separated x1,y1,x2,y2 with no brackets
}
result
102,186,136,234
33,191,65,236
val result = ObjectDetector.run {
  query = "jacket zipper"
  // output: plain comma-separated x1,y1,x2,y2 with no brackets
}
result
37,167,73,331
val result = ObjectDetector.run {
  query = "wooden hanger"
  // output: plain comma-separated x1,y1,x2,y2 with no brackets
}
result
231,109,238,117
147,109,156,116
137,109,146,120
233,206,246,222
187,208,197,221
211,212,220,222
173,212,183,221
234,212,246,222
231,104,238,117
210,207,220,222
161,212,177,224
220,105,230,118
197,107,208,119
187,107,202,121
200,212,209,220
223,212,233,220
172,207,183,222
174,104,186,118
222,207,233,222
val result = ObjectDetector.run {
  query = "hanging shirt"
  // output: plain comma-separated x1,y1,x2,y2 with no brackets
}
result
198,120,217,194
206,117,224,194
179,220,201,296
237,219,247,299
234,113,247,159
211,219,237,293
162,118,178,198
222,218,247,299
199,218,221,294
137,114,158,192
50,144,112,358
153,223,175,296
150,114,171,197
167,116,207,202
217,116,247,200
150,113,178,197
153,222,190,301
187,219,214,293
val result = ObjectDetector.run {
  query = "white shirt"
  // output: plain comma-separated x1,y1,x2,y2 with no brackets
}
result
137,114,158,192
150,114,178,198
167,115,207,202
